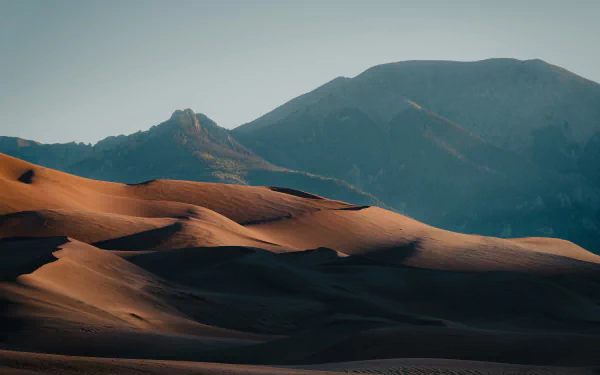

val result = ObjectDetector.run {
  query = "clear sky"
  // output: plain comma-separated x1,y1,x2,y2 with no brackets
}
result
1,0,599,144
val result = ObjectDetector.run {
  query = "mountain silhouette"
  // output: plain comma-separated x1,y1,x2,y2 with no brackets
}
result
2,59,600,251
233,59,600,251
0,109,379,207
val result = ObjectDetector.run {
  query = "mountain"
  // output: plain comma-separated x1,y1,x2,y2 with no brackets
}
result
2,59,600,251
0,109,380,207
0,136,95,171
236,58,600,150
233,59,600,251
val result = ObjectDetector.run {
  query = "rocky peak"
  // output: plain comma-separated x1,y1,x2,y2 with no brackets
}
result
170,108,201,131
167,109,222,135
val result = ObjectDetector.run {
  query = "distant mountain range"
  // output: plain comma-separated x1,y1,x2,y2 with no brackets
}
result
2,58,599,251
0,110,379,207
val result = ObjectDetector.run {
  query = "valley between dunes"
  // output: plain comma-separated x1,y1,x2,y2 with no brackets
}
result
2,152,600,375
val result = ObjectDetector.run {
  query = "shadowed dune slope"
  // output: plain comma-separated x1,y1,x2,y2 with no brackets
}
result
3,236,600,368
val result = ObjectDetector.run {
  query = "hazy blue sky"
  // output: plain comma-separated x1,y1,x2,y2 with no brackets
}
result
1,0,599,144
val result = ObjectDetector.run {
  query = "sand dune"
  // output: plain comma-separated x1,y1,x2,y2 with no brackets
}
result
250,206,600,270
0,209,283,251
2,152,600,373
0,153,350,221
2,152,599,270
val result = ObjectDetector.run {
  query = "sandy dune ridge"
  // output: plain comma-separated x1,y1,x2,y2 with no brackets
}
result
2,152,600,374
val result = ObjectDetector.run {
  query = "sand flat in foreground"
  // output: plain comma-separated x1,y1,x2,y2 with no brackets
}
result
1,351,596,375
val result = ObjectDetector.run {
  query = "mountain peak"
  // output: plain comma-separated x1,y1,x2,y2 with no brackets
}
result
167,109,220,134
170,108,200,130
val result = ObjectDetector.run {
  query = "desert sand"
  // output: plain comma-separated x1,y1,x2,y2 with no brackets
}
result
2,152,600,374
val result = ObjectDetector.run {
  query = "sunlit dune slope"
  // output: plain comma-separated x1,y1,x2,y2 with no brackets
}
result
2,152,600,273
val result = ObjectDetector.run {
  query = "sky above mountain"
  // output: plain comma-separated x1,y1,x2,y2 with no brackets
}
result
2,0,600,144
